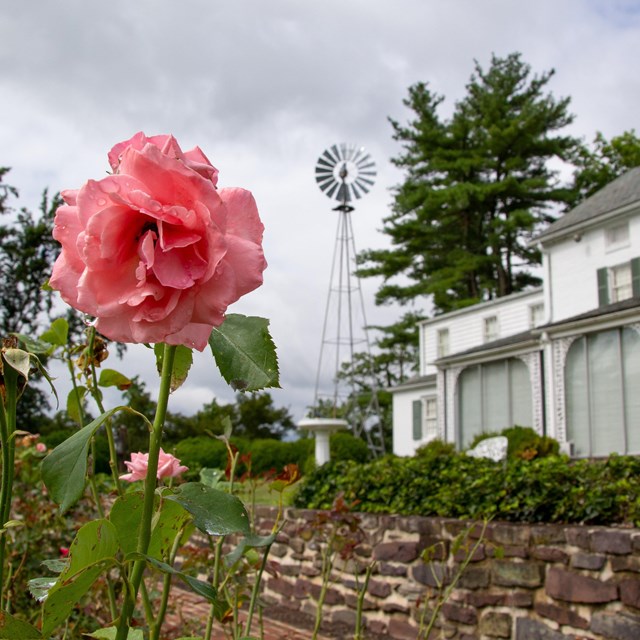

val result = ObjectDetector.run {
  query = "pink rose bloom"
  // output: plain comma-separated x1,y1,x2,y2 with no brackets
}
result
120,448,189,482
36,442,47,453
50,132,266,350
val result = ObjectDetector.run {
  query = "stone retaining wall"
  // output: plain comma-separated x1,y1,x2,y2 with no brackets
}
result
252,506,640,639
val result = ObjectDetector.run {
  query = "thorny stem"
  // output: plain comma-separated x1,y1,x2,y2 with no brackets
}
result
0,361,18,610
354,562,375,640
115,343,177,640
312,528,338,640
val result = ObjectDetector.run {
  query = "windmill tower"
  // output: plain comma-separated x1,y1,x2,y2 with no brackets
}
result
308,142,385,457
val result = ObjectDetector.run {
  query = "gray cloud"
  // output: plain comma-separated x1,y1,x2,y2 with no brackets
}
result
1,0,639,423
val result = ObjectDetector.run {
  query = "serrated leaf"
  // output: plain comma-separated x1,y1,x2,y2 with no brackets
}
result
0,611,42,638
40,317,69,347
13,333,53,355
166,482,250,536
27,576,57,602
41,520,118,636
110,493,192,560
2,348,31,380
155,344,193,392
208,314,279,391
41,406,126,512
42,559,116,637
98,369,132,390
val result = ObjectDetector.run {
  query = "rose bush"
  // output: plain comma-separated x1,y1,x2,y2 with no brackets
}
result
120,448,189,482
49,132,266,350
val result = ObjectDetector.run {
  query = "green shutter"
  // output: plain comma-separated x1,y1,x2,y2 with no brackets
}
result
597,267,609,307
631,258,640,297
412,400,422,440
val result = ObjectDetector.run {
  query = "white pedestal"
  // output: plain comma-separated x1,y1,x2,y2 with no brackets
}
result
297,418,348,466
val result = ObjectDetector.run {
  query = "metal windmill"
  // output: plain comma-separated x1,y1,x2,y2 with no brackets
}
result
311,142,385,456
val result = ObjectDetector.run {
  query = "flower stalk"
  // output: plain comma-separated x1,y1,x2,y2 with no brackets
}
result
115,343,177,640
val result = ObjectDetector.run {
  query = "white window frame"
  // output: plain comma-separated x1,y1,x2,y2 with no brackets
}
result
437,328,450,358
529,303,544,328
605,221,630,253
611,262,633,303
424,397,438,438
483,315,499,343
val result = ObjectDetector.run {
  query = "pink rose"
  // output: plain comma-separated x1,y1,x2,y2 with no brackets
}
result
50,132,266,350
36,442,47,453
120,448,189,482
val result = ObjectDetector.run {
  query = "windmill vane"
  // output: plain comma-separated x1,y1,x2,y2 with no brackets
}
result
315,143,376,204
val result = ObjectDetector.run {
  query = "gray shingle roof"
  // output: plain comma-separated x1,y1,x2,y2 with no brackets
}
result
537,167,640,242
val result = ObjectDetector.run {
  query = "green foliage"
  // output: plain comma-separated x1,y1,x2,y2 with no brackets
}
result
208,314,279,392
469,426,559,460
330,431,370,464
295,451,640,526
358,52,578,313
174,437,229,479
569,129,640,206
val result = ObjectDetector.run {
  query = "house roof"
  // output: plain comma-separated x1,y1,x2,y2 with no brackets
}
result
434,296,640,366
536,167,640,243
435,329,538,364
539,295,640,331
389,373,436,393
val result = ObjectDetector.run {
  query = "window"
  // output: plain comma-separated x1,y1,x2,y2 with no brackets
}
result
565,327,640,457
611,263,632,302
598,258,640,306
457,358,532,448
605,222,630,252
437,328,450,358
424,398,437,438
413,397,438,441
483,316,499,343
529,303,545,328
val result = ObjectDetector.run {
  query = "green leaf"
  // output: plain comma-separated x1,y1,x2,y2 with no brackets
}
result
155,344,193,392
85,627,144,640
41,558,68,574
41,406,126,512
0,611,42,638
109,492,145,556
225,530,278,566
125,553,227,619
208,314,279,392
13,333,53,355
66,386,87,426
98,369,133,390
2,348,31,380
42,519,118,637
110,493,193,560
40,317,69,347
27,576,57,602
199,467,224,488
166,482,250,536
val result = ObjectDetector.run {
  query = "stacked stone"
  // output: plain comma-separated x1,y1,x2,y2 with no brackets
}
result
255,506,640,639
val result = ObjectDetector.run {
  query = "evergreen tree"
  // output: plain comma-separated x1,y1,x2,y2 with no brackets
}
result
358,53,579,314
569,129,640,206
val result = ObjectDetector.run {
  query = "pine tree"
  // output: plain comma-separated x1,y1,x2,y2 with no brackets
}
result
358,52,579,313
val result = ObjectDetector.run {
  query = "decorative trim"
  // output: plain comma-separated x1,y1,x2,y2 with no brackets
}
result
515,352,542,435
552,336,579,444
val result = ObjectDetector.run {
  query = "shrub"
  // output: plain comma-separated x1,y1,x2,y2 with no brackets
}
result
174,436,228,479
294,450,640,526
469,425,559,460
330,431,370,463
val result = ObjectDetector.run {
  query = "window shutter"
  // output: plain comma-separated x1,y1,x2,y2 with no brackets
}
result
412,400,422,440
597,267,609,307
631,258,640,297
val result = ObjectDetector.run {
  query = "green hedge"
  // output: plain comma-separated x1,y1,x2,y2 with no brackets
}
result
294,449,640,526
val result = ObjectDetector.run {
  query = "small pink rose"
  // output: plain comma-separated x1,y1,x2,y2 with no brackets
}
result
36,442,47,453
50,132,266,350
120,448,188,482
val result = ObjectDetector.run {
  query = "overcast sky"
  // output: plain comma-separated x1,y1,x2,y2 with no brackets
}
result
1,1,639,425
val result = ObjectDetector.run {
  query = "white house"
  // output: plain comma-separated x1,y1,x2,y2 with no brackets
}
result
392,167,640,457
